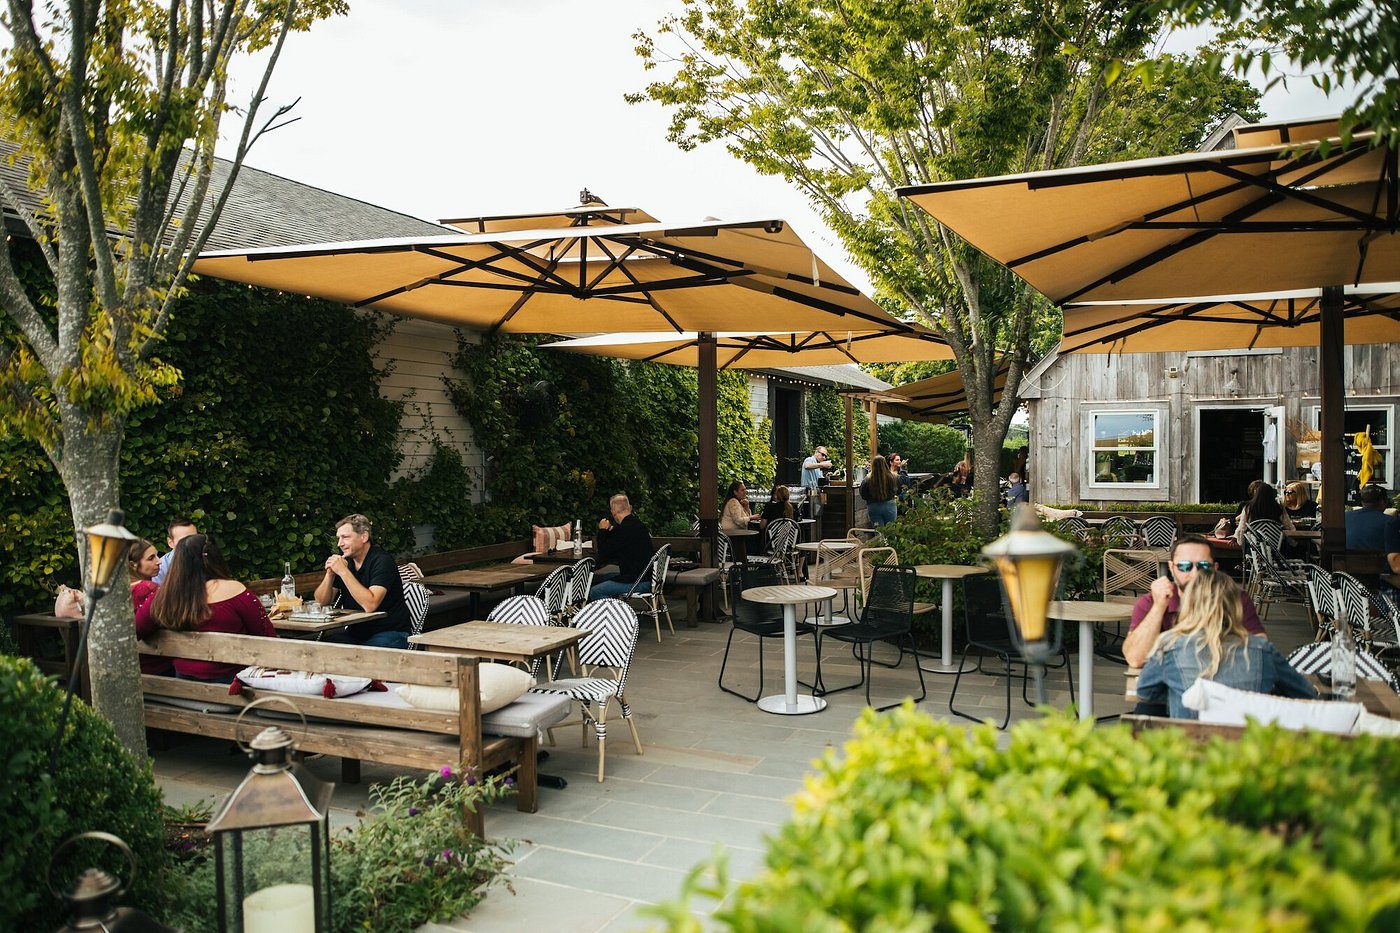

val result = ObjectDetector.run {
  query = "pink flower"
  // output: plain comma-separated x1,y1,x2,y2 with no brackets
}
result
442,849,453,861
440,766,453,779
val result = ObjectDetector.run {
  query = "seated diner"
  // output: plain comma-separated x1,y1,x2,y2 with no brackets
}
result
312,512,411,648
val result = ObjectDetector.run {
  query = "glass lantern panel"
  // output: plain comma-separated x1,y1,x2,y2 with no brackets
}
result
219,824,326,933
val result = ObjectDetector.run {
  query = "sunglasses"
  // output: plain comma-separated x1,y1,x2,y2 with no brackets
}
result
1174,560,1215,573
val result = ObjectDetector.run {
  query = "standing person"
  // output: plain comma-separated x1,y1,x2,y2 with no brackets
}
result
888,452,913,499
801,445,835,523
860,455,899,527
312,513,411,648
1346,484,1393,551
1123,534,1267,674
136,534,277,682
127,537,171,675
152,517,197,584
1135,571,1316,719
948,450,974,498
590,494,655,598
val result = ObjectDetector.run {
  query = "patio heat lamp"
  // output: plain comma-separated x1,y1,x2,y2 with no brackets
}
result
209,702,333,933
982,503,1078,706
49,509,138,774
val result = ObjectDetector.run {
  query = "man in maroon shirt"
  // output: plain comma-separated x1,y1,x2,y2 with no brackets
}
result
1122,533,1265,671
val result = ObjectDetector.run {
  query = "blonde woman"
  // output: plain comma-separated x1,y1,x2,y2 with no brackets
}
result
1135,571,1315,719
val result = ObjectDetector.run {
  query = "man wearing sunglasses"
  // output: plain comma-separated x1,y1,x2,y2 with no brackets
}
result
1122,534,1265,672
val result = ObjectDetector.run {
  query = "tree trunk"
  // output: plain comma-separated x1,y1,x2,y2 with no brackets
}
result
56,411,147,760
970,420,1008,537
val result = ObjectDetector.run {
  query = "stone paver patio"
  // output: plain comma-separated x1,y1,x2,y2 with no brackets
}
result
153,599,1315,931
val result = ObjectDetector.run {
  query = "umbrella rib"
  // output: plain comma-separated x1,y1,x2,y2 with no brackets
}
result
585,243,638,291
485,249,568,334
591,236,685,333
349,241,551,307
415,243,564,289
623,236,864,297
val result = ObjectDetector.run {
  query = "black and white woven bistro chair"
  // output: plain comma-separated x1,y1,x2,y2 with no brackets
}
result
627,545,674,641
1303,564,1340,639
1099,516,1139,547
1140,515,1178,550
1287,639,1398,692
529,598,644,783
1335,571,1390,654
1057,516,1091,541
752,517,800,582
1373,588,1400,677
564,557,595,618
819,564,926,711
487,595,552,676
535,565,571,624
396,563,431,648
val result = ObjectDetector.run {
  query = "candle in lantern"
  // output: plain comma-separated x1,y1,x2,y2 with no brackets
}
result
244,882,316,933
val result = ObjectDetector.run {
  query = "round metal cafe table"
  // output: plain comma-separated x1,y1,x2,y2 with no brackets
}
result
741,584,836,715
1049,600,1135,721
913,564,989,673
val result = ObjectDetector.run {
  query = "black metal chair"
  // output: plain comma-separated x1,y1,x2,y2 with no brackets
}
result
819,564,925,711
949,574,1074,730
717,562,818,702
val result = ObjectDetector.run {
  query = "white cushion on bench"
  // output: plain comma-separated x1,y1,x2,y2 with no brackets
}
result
147,694,242,715
1182,678,1363,734
396,663,534,714
481,691,572,738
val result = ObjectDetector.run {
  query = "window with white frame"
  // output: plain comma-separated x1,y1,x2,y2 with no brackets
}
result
1306,404,1393,488
1088,410,1159,485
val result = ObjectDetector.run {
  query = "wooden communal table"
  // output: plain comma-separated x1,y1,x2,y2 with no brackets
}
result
1049,600,1135,721
408,620,588,665
1308,675,1400,719
13,612,87,700
424,565,553,616
913,564,990,674
531,543,595,565
271,610,385,635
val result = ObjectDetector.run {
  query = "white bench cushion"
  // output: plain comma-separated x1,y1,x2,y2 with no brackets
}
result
481,692,572,738
1182,678,1363,734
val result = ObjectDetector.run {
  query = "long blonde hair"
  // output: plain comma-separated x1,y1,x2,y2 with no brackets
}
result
1159,571,1251,677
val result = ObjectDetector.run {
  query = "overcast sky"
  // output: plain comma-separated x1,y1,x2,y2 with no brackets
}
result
223,0,1359,292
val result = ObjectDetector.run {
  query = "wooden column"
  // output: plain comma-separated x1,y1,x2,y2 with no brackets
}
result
867,400,879,456
698,333,719,565
844,393,855,531
1319,285,1345,567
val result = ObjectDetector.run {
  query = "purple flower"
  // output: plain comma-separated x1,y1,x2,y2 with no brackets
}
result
504,777,515,787
408,807,419,816
466,775,476,786
440,766,453,779
423,855,434,866
442,849,453,861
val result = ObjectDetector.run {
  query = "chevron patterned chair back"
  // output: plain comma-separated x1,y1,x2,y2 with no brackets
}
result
572,598,640,686
1100,516,1139,546
536,565,571,619
766,518,800,580
1057,516,1091,540
1374,588,1400,663
1335,571,1382,648
1140,515,1178,549
397,564,431,646
1246,518,1284,551
488,594,549,626
1303,564,1339,634
627,545,674,641
564,557,596,614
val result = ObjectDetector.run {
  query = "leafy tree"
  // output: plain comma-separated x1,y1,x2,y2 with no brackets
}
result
1138,0,1399,147
0,0,345,755
631,0,1260,534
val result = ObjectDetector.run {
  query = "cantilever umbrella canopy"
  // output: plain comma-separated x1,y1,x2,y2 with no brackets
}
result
194,217,909,336
896,116,1400,556
541,327,953,368
875,364,1010,424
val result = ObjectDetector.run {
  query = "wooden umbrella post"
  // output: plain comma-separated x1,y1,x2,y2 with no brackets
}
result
867,399,879,456
1319,285,1345,567
844,393,855,531
698,332,719,565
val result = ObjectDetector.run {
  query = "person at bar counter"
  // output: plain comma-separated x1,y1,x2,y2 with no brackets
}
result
1122,534,1268,687
801,445,835,522
136,534,277,682
1134,571,1316,719
1345,484,1392,551
589,493,654,599
311,513,411,648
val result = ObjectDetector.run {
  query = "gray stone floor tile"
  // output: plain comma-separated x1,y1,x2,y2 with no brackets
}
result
500,813,666,861
513,847,690,903
441,877,633,932
588,801,775,851
642,763,803,800
700,792,795,824
640,837,765,879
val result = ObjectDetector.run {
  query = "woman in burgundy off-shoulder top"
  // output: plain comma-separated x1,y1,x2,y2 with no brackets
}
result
136,534,277,682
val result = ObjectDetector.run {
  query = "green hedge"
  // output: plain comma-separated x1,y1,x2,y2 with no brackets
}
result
1048,502,1237,514
876,419,965,475
0,655,167,928
653,708,1400,930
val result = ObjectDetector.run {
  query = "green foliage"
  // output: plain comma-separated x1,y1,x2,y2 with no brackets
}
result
879,494,991,569
449,335,772,527
651,707,1400,930
1138,0,1397,148
0,655,167,929
0,268,411,619
876,420,965,475
164,768,514,933
804,386,867,468
1048,502,1239,513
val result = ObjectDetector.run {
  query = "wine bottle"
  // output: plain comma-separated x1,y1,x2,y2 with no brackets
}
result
280,561,296,599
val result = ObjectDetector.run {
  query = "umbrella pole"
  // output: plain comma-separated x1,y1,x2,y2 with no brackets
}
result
868,400,879,456
845,394,855,531
1319,285,1345,567
698,333,719,566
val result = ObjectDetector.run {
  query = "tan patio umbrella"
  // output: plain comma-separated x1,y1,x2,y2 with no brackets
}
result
195,211,914,555
897,121,1400,558
1060,286,1400,354
438,194,657,233
877,364,1010,423
544,327,953,529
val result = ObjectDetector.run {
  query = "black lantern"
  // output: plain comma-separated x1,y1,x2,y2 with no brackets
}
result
51,831,179,932
981,503,1078,705
209,705,334,933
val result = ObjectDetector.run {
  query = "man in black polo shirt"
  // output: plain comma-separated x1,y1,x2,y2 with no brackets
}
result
589,493,655,599
312,513,410,648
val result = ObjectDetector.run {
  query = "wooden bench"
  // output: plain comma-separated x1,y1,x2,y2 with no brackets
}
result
138,630,535,837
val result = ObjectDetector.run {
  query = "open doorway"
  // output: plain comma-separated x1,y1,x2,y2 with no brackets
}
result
771,387,803,485
1197,407,1266,503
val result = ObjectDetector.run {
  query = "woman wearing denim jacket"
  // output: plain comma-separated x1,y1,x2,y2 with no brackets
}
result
1136,571,1316,719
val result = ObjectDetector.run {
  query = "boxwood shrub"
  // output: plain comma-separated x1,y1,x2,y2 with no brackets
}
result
653,707,1400,930
0,655,167,928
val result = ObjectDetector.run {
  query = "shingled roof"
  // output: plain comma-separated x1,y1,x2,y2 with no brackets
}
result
0,140,450,250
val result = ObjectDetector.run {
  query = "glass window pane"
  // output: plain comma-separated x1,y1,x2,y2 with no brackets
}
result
1094,450,1155,484
1094,413,1155,450
1343,410,1388,447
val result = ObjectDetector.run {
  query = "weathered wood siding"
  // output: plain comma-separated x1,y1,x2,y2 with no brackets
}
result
1027,345,1400,505
369,318,484,492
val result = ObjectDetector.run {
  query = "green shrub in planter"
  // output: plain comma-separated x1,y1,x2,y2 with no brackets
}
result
0,655,167,928
652,707,1400,930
